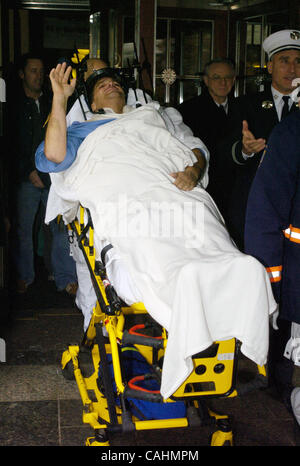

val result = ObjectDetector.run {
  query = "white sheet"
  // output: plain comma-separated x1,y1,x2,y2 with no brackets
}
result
284,322,300,366
66,93,210,191
48,104,277,399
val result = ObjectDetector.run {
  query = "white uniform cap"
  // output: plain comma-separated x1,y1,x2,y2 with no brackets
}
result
263,29,300,59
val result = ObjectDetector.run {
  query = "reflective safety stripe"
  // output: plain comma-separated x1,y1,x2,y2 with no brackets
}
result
284,224,300,243
266,265,282,283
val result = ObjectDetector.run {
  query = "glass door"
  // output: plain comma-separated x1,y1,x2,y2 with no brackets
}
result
155,18,213,106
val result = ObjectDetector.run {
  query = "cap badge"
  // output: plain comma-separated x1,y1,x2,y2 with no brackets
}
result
290,31,300,40
262,100,273,109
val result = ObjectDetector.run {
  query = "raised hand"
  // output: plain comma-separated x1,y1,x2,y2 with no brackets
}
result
242,120,266,155
44,62,75,163
49,62,76,99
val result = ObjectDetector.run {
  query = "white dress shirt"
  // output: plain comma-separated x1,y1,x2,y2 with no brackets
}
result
271,85,294,120
242,86,294,160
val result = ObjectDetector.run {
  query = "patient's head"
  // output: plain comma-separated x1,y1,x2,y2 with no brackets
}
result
82,55,131,114
89,71,126,114
84,58,128,114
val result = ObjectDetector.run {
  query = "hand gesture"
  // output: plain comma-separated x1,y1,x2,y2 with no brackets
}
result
49,62,76,99
170,166,198,191
242,120,266,155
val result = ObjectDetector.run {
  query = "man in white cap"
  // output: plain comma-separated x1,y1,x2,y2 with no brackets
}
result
243,30,300,413
223,29,300,251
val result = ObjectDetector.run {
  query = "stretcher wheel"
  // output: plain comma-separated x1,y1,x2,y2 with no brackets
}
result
86,429,110,446
86,437,110,446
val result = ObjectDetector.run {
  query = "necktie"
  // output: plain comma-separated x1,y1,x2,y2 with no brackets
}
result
219,104,227,116
281,95,290,120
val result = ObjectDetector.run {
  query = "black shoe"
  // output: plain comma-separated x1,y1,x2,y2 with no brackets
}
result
279,384,294,413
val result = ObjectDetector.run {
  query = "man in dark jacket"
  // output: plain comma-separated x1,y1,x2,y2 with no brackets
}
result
244,29,300,411
177,58,236,218
11,53,77,294
225,29,300,250
244,109,300,412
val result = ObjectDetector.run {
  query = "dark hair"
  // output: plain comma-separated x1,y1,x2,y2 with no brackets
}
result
203,58,236,76
17,52,44,72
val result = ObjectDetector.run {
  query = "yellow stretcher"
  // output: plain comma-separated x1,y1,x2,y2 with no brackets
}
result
61,206,267,447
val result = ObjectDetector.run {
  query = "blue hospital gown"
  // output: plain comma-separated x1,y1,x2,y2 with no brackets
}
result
35,119,115,173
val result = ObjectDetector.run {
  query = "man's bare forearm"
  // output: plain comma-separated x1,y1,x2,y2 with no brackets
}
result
190,148,206,181
44,63,76,163
44,94,68,163
171,148,207,191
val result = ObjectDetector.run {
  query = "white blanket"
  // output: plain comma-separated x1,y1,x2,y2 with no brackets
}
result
284,322,300,366
48,104,277,399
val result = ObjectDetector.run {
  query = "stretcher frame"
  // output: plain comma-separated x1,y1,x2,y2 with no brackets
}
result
61,205,267,446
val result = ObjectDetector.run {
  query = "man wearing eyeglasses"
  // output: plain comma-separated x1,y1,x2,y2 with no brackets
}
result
178,58,236,220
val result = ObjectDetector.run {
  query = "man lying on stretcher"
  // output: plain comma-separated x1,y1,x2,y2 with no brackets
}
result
35,63,276,400
38,62,208,190
39,61,211,334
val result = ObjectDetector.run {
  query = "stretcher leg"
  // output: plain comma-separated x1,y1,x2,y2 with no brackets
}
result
211,428,233,446
209,410,233,446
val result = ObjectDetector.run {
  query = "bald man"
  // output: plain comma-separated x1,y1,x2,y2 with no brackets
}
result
84,58,108,80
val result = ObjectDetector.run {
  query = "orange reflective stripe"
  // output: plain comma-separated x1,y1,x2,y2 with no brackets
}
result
284,225,300,243
266,265,282,283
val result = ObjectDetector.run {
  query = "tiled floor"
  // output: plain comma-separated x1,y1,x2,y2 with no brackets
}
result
0,264,300,448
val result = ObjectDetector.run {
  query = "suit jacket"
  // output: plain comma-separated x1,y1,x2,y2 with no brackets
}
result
177,88,236,215
223,84,298,249
8,87,52,187
245,111,300,324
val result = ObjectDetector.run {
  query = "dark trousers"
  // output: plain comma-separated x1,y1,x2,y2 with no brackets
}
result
268,318,294,404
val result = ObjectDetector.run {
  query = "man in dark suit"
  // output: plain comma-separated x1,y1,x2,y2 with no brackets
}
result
226,29,300,251
177,58,236,218
243,29,300,412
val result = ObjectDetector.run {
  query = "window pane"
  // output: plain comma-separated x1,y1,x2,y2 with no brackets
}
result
156,19,168,74
155,18,212,105
170,20,212,76
244,20,263,94
180,79,201,102
122,16,135,67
